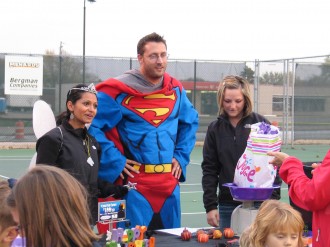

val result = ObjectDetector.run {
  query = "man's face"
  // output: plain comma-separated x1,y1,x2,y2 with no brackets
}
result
138,41,168,84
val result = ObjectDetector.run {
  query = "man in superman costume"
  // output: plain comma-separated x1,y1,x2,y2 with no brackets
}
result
89,33,199,230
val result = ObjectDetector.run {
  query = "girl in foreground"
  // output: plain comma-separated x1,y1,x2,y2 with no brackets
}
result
239,199,305,247
7,165,101,247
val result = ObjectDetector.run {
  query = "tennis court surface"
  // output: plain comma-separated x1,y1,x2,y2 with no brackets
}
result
1,144,329,228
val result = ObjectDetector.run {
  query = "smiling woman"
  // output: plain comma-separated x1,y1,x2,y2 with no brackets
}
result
35,83,101,224
34,83,128,226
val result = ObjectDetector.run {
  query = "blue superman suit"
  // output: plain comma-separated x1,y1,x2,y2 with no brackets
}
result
89,73,199,229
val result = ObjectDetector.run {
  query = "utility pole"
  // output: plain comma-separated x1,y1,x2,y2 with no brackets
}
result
58,41,63,113
83,0,96,84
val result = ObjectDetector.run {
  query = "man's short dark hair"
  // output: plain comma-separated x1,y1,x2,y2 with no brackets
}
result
137,32,167,55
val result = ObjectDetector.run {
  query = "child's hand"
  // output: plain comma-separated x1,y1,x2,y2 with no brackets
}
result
311,162,321,174
267,151,290,167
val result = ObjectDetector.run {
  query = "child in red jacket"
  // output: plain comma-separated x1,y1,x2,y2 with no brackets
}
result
268,150,330,247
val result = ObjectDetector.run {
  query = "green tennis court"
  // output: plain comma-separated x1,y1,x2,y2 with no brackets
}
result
1,144,329,228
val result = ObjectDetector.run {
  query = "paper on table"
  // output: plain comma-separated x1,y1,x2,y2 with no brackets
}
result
156,227,213,236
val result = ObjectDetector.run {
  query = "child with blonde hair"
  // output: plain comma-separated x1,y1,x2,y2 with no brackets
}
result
240,199,305,247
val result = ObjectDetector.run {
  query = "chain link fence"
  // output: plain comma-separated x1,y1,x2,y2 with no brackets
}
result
1,53,330,145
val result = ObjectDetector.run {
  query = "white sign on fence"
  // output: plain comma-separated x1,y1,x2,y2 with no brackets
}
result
5,55,43,96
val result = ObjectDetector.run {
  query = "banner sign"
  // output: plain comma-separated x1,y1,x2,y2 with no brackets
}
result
98,200,126,222
5,55,43,96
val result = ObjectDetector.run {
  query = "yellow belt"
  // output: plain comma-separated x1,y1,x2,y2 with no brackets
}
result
133,164,172,173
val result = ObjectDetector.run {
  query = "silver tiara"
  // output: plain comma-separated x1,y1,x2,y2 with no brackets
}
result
69,83,97,95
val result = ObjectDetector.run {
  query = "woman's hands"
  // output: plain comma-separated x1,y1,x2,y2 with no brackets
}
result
207,209,220,227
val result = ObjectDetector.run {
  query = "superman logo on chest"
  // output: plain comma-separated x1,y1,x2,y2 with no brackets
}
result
121,91,177,127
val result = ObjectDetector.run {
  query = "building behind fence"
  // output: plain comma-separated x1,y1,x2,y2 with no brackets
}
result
1,53,330,145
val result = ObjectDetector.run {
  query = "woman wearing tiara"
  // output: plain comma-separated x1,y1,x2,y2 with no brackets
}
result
36,84,128,225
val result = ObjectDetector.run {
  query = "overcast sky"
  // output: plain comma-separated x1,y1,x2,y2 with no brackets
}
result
1,0,330,61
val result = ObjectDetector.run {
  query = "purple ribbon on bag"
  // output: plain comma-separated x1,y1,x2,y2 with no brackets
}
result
257,122,278,134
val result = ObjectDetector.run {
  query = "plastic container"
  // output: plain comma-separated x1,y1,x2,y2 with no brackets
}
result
223,183,280,201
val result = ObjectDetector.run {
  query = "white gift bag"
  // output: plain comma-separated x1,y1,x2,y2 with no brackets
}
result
234,122,282,188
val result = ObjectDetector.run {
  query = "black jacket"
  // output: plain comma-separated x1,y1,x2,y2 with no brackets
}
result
36,120,128,224
201,113,281,213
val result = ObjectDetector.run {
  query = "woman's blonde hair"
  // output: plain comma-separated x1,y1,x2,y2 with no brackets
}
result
217,75,253,117
7,165,100,247
239,200,305,247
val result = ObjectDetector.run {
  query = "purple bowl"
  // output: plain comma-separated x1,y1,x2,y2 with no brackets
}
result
223,183,280,201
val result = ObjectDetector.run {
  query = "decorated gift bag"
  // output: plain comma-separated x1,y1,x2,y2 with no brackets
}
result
234,122,282,188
